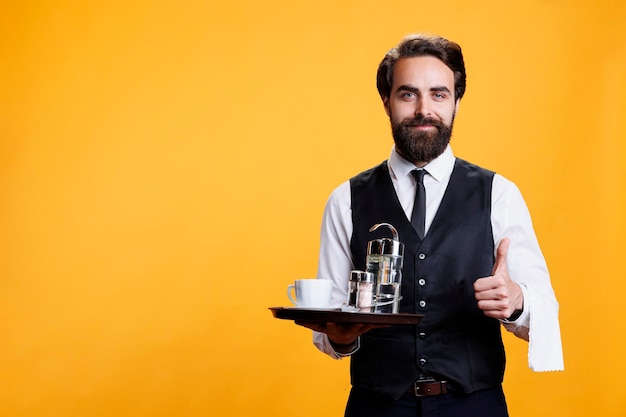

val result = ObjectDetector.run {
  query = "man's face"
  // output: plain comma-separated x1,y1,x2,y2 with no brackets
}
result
383,56,459,166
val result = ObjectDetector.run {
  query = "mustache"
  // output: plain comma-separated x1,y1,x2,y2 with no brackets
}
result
402,116,444,127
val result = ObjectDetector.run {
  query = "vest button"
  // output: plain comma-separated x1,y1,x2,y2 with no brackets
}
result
419,300,426,308
418,253,426,260
418,278,426,286
419,358,427,366
419,332,426,339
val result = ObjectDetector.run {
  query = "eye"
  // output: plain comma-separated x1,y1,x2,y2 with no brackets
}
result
400,92,415,100
433,92,448,101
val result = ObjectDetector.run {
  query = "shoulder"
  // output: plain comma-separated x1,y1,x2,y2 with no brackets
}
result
327,180,351,208
492,173,527,208
327,161,389,208
350,161,388,186
350,161,391,197
454,158,495,178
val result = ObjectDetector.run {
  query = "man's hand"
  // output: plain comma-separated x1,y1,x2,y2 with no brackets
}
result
473,238,524,320
294,321,384,346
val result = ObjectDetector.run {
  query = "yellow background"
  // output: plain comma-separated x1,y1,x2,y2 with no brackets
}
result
1,1,625,416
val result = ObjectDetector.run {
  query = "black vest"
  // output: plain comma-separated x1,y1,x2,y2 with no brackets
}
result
349,158,505,399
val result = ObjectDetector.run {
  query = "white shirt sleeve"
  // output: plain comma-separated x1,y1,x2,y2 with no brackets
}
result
313,181,356,358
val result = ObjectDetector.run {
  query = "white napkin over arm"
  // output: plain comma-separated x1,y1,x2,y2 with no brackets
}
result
501,282,564,371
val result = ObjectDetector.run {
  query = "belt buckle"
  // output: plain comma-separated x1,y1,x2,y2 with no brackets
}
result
413,378,447,397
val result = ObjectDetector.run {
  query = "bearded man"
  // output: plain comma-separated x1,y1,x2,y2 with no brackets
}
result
297,34,564,417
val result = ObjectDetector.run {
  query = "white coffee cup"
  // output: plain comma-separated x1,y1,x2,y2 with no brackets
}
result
287,279,333,308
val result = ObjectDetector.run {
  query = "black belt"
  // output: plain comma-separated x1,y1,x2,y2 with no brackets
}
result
407,378,448,397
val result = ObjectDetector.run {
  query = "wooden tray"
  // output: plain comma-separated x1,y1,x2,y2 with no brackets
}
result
269,307,423,325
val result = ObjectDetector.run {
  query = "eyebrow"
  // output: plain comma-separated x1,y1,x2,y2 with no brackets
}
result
397,85,452,95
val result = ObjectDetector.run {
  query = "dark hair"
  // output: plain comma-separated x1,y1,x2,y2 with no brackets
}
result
376,34,466,100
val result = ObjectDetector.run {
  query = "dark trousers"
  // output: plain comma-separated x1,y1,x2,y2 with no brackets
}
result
344,385,509,417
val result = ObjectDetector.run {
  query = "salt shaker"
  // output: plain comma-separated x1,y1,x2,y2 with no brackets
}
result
347,270,375,312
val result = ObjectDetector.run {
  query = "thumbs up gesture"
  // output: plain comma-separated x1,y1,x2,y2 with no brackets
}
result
473,238,524,320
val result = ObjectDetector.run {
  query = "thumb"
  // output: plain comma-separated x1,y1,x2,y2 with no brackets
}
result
492,238,510,275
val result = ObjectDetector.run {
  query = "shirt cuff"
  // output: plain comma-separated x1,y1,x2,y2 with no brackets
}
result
330,337,360,357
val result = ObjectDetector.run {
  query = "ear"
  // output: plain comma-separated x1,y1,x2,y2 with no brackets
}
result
454,98,460,114
383,96,391,117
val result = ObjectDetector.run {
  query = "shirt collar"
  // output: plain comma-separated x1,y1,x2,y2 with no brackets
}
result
388,144,455,183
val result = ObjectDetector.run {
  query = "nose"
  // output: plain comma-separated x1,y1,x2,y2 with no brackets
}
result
415,98,431,117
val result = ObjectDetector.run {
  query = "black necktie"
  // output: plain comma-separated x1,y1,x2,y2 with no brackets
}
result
410,169,427,240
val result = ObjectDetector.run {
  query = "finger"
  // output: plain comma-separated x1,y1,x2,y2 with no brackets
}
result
473,276,488,292
475,274,509,292
473,275,500,293
480,308,508,320
294,321,325,332
476,296,509,310
327,322,374,336
492,238,510,275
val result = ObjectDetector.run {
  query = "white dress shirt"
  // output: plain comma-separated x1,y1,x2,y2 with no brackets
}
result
313,145,564,372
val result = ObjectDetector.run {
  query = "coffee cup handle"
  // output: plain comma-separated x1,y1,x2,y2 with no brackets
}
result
287,284,297,305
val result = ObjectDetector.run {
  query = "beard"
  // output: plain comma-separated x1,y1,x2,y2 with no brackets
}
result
391,114,454,165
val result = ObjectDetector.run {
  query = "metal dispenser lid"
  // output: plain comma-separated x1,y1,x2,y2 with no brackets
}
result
367,223,404,257
350,270,374,283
